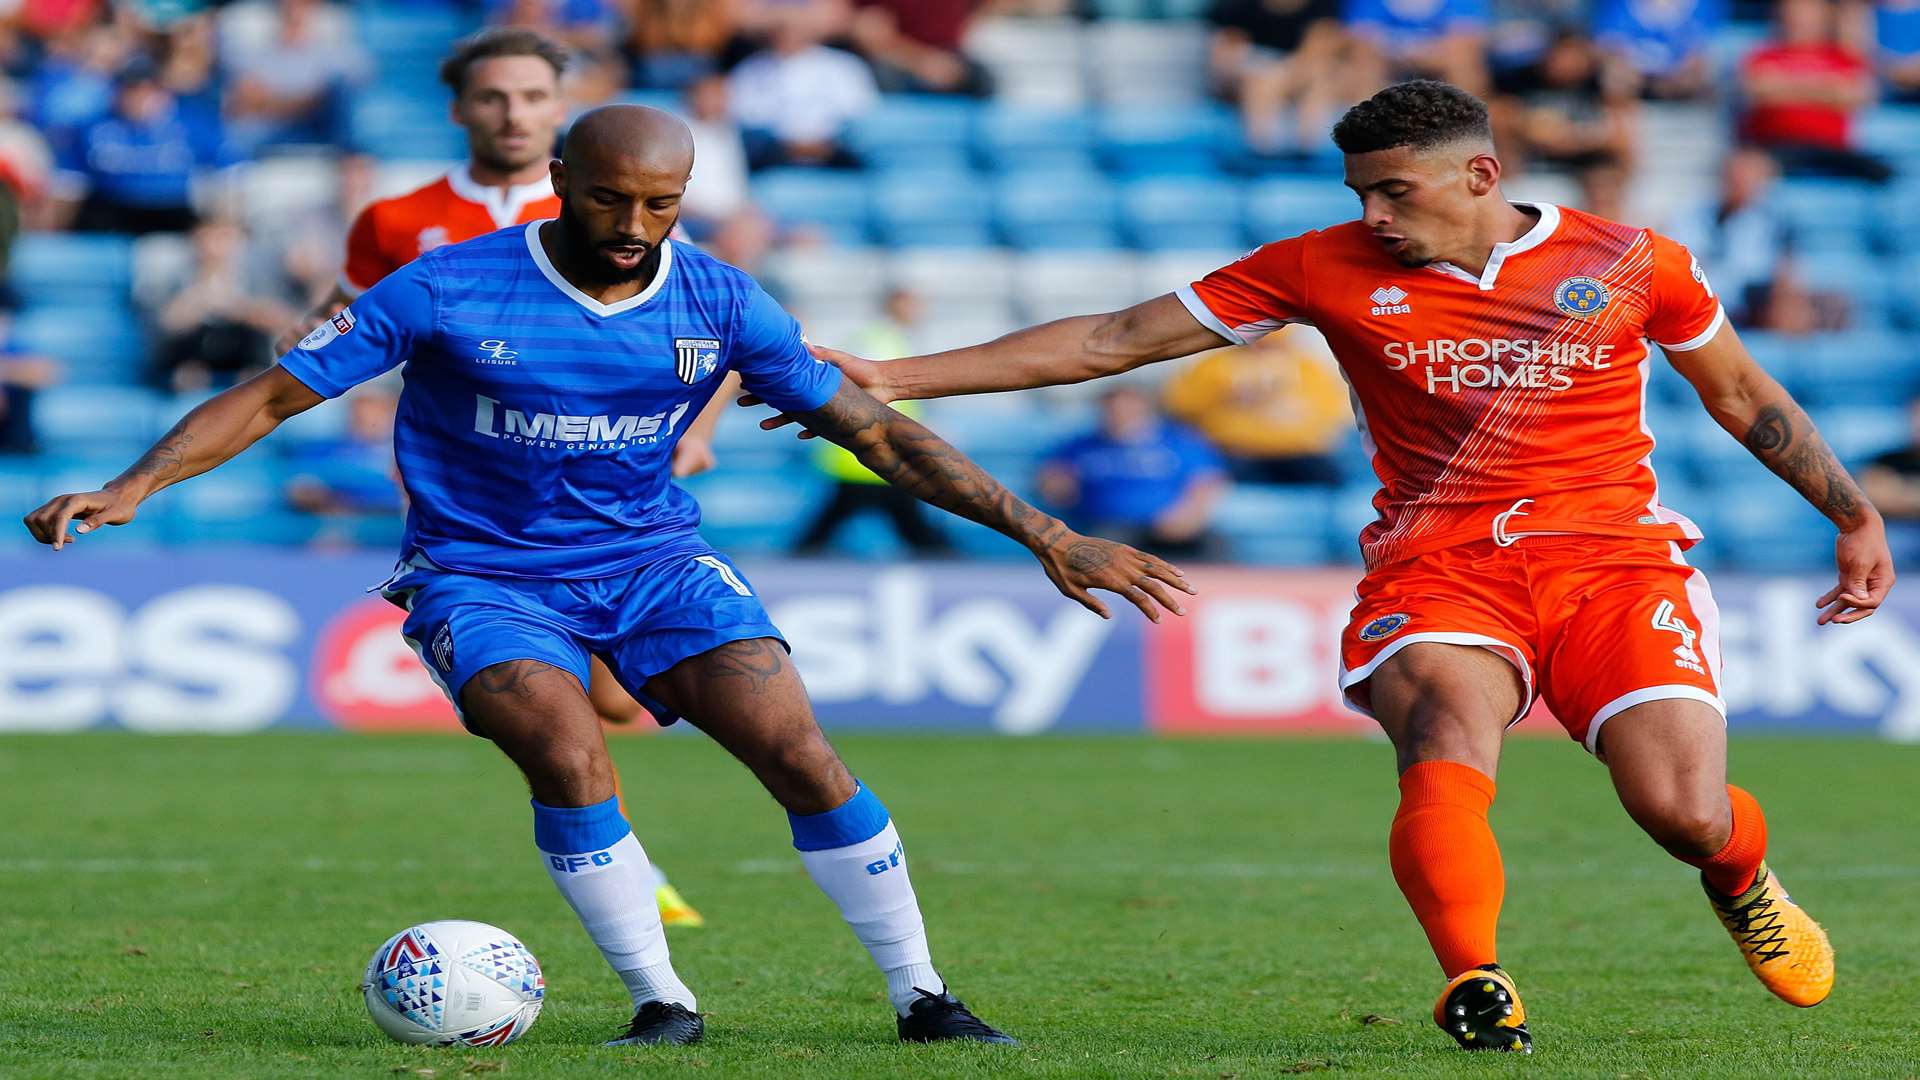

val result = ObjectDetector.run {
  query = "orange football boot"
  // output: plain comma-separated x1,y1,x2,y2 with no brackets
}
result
1704,862,1833,1007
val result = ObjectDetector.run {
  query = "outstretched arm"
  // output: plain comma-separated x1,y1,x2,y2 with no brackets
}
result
275,282,355,355
1669,322,1893,624
746,294,1228,433
23,366,324,549
794,379,1194,621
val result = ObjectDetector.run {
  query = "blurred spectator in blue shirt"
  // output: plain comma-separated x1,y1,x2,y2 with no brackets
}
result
1041,385,1229,560
286,383,402,518
0,349,60,455
730,3,876,169
1207,0,1356,157
29,25,136,165
1872,0,1920,100
1344,0,1491,95
1594,0,1724,100
217,0,368,156
59,59,206,234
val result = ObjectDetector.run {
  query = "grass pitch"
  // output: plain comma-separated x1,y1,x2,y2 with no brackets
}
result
1,733,1915,1079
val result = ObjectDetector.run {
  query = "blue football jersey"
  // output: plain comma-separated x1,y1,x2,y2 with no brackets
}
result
278,223,842,578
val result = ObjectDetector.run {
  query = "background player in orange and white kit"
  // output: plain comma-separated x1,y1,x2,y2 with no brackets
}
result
277,28,713,927
761,80,1894,1053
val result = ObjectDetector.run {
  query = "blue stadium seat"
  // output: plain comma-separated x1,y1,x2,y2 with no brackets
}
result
996,171,1121,249
975,108,1097,173
871,171,996,248
1215,485,1336,565
12,307,148,384
352,91,467,160
1773,180,1876,255
751,169,872,246
846,96,979,173
1711,485,1834,570
1121,178,1245,250
10,233,134,306
1245,179,1359,240
1810,405,1911,467
677,466,823,553
32,385,165,451
1858,106,1920,172
1095,104,1237,177
1794,330,1920,405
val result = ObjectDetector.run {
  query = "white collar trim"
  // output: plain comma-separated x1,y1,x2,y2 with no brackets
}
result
448,163,554,229
523,221,674,317
1426,201,1560,291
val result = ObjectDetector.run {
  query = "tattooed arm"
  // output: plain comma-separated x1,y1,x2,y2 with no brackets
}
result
1669,321,1893,624
22,366,324,549
794,379,1194,621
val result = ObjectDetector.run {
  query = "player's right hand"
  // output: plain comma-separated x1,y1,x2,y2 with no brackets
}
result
741,344,895,440
1033,532,1195,622
22,489,140,550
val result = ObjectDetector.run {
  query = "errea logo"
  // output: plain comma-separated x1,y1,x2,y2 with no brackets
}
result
1369,285,1411,316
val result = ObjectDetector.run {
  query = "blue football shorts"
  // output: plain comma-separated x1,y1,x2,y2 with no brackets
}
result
379,547,786,732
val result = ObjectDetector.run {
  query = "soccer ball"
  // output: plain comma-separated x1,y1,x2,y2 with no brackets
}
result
362,920,545,1046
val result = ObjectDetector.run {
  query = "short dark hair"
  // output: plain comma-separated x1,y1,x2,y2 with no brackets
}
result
1331,80,1491,155
439,29,569,96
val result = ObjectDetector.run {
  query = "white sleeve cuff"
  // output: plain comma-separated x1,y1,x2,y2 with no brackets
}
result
1655,304,1726,352
1176,285,1245,345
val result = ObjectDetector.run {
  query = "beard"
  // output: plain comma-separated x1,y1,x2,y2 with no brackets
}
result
556,199,670,286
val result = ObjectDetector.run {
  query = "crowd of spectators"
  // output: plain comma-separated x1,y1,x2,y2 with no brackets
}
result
0,0,1916,558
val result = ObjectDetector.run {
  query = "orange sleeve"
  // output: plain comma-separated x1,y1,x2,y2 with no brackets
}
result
1644,232,1726,352
1178,233,1315,345
340,203,394,296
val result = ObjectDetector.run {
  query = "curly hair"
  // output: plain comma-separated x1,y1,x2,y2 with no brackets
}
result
439,29,570,96
1331,80,1491,155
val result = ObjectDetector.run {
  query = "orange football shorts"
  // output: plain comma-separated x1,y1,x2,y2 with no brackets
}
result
1339,535,1725,753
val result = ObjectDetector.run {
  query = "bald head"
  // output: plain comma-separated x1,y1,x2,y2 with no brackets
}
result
548,105,694,285
563,104,694,176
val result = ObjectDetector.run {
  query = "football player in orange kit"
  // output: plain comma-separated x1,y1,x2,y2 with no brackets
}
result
755,81,1893,1051
279,28,713,927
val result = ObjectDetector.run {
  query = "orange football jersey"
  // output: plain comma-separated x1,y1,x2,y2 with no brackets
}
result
341,165,559,294
1182,202,1724,571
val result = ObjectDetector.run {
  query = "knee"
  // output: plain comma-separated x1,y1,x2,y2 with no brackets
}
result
1631,791,1730,857
756,734,854,813
523,739,611,802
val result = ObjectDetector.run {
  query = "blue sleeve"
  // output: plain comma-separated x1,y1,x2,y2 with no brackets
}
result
277,258,435,399
731,280,843,414
1172,427,1226,480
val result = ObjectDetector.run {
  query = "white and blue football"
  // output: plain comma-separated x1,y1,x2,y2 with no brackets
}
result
362,920,544,1046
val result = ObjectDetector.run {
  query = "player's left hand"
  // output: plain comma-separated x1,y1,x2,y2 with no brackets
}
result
1033,532,1195,622
1820,516,1895,625
671,437,717,478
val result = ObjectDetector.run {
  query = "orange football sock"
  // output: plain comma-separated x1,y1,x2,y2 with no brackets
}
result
1680,785,1767,896
1389,761,1504,978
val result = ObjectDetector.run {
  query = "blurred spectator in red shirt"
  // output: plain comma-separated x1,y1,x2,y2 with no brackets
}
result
1206,0,1355,156
848,0,991,96
1739,0,1891,182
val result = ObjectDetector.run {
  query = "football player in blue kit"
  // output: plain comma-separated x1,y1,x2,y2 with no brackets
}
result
23,105,1194,1048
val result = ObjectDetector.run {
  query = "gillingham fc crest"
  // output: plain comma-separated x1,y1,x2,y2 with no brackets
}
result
1553,276,1610,317
674,338,721,384
1358,613,1411,642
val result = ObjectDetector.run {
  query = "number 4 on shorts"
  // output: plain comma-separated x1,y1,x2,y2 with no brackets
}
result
1651,598,1701,665
695,555,753,596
